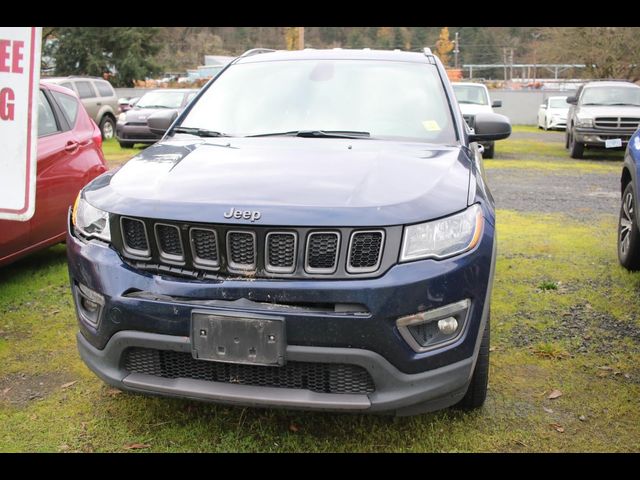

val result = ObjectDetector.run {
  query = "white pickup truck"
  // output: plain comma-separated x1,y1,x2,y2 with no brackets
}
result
452,82,502,158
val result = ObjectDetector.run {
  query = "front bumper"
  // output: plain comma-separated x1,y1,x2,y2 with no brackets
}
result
548,117,566,129
116,123,161,145
574,127,635,147
67,216,496,414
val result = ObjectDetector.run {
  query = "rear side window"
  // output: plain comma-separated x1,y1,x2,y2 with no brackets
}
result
61,82,74,91
38,90,60,136
75,81,96,99
51,91,80,126
94,80,114,97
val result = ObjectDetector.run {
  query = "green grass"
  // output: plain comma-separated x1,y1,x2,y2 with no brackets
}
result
1,210,639,452
101,138,145,168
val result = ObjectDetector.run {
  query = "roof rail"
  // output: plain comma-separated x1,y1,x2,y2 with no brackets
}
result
240,48,277,58
423,47,433,56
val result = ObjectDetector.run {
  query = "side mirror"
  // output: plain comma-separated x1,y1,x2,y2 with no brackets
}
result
566,96,578,105
147,109,178,136
540,104,547,109
468,112,511,142
491,100,502,108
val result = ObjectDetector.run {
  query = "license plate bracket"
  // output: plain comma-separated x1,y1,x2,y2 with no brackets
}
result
191,310,286,366
605,138,622,148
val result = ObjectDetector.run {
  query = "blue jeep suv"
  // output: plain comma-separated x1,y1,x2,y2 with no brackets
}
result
67,48,510,415
618,129,640,270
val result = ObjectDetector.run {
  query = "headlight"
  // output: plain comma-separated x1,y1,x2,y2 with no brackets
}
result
400,204,483,262
72,195,111,242
118,112,127,122
576,117,594,128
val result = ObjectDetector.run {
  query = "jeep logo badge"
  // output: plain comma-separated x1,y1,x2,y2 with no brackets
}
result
223,207,262,222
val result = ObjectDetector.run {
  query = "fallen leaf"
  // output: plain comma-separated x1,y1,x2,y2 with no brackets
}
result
61,381,78,389
547,389,563,400
58,444,69,452
598,366,613,371
543,406,554,414
30,414,38,421
624,373,631,379
289,423,299,433
515,440,528,447
597,371,609,378
579,415,586,422
106,388,122,397
550,423,565,433
1,387,11,395
123,443,150,450
489,346,499,352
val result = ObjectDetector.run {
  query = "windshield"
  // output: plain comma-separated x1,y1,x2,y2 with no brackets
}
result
581,86,640,106
452,84,489,106
136,91,186,109
180,59,457,143
549,98,568,108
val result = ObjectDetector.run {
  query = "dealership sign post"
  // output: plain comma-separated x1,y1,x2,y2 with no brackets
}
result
0,27,41,221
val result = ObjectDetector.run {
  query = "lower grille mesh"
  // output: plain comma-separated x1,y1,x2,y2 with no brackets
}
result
124,348,375,395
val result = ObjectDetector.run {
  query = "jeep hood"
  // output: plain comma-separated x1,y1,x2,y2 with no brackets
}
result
86,137,473,227
578,105,640,118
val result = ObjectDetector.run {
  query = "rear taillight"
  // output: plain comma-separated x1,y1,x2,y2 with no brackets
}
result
92,120,103,150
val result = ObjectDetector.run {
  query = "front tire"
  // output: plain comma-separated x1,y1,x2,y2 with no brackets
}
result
569,129,584,158
453,315,490,411
118,140,135,149
618,182,640,270
99,116,116,140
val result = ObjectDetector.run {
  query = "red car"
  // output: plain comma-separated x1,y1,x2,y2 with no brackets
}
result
0,82,107,267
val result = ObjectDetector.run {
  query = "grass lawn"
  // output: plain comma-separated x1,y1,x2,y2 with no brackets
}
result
1,129,638,452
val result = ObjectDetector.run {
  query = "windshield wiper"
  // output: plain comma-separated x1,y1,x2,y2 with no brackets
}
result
604,102,640,106
172,126,229,137
138,105,171,109
247,130,371,139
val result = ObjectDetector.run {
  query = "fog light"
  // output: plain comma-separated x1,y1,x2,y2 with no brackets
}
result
80,297,100,313
437,317,459,335
396,299,470,353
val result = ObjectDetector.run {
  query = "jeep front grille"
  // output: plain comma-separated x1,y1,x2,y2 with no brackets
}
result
124,347,375,395
594,117,640,130
121,217,149,255
115,216,394,279
348,231,384,273
306,232,340,273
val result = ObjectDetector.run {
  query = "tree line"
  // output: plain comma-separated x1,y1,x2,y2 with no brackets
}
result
41,27,640,87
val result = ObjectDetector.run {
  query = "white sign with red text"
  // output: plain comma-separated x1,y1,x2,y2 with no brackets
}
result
0,27,41,221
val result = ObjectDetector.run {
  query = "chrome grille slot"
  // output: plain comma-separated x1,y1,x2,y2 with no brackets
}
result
190,228,219,269
265,232,297,273
306,232,340,273
155,223,184,262
120,217,149,256
347,230,384,273
595,117,640,129
226,231,256,270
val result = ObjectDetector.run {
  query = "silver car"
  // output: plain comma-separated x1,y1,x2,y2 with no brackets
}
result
41,76,119,140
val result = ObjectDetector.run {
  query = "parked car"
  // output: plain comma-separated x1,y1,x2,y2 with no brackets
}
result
41,76,119,141
452,82,503,158
0,82,108,267
618,128,640,270
537,96,569,131
566,81,640,158
116,89,198,148
67,48,510,415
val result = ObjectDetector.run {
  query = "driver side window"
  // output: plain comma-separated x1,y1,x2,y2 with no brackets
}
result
38,90,60,137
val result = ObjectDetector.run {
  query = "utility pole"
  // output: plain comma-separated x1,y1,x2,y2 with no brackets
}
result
509,48,514,81
503,48,507,81
453,32,459,69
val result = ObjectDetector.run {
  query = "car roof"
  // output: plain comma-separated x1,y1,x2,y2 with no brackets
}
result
583,81,640,89
42,76,111,83
40,80,80,97
234,48,431,65
143,89,198,93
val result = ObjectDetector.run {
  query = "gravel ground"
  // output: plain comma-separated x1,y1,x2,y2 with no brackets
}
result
486,131,622,219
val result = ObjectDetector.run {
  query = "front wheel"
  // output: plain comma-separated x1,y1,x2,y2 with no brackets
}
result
118,140,134,149
569,129,584,158
100,116,116,140
618,182,640,270
453,315,490,411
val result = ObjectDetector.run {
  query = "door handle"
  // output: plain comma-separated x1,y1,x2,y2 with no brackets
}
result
65,141,79,153
96,102,102,106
